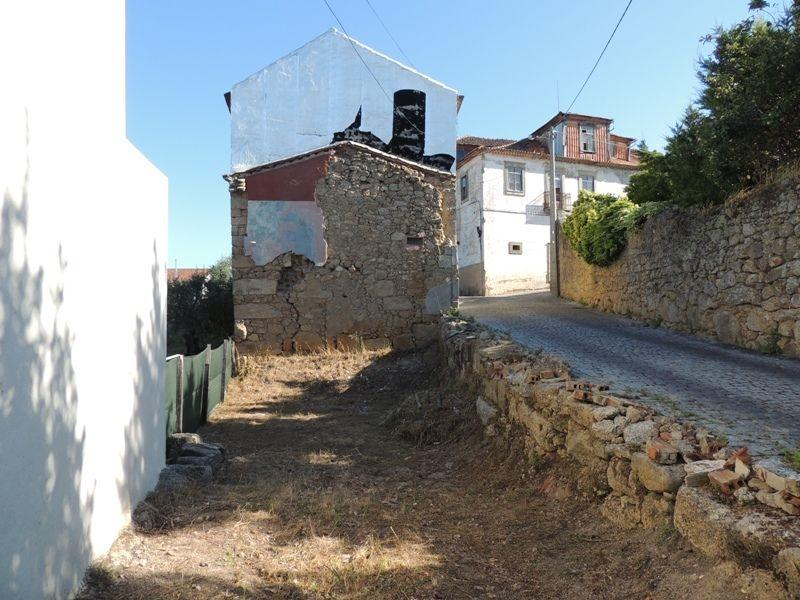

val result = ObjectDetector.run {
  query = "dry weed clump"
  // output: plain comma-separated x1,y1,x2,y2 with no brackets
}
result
76,347,783,600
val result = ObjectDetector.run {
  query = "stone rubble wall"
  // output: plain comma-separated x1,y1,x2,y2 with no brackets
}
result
231,144,457,352
440,317,800,596
558,177,800,357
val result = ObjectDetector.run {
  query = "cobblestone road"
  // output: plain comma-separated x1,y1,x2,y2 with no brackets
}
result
461,292,800,459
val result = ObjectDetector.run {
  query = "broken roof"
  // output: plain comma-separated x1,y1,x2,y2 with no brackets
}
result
225,140,456,182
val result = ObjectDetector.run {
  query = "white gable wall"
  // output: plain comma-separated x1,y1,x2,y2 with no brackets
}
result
231,30,458,172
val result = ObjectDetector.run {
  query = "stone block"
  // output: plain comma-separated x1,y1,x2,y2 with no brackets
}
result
383,296,414,311
631,452,684,493
234,278,278,295
335,334,363,352
157,464,213,491
370,280,395,297
294,332,327,352
392,334,415,351
641,493,675,530
754,458,800,496
684,459,726,487
166,433,202,463
236,303,281,319
775,547,800,598
363,337,391,351
623,420,658,447
566,423,608,463
646,439,679,465
674,486,736,560
708,469,743,495
607,456,641,497
601,494,642,529
412,323,439,346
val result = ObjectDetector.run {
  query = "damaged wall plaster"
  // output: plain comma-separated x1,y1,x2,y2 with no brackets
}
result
231,143,457,351
244,201,327,266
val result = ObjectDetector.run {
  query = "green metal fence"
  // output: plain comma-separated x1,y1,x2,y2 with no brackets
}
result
164,339,234,436
165,357,180,436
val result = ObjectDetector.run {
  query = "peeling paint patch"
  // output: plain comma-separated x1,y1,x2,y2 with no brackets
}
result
245,152,332,202
424,279,454,315
245,201,327,266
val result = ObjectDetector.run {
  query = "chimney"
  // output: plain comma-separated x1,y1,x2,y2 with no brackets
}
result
389,89,426,162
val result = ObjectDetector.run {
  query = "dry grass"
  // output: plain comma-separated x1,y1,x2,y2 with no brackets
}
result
78,347,788,599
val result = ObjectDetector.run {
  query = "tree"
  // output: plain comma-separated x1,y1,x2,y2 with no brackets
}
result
627,1,800,206
166,256,233,355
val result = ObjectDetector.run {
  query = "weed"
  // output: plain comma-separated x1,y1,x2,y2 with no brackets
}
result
760,327,782,356
783,448,800,471
658,523,677,545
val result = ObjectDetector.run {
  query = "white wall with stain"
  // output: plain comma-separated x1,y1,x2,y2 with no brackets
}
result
245,201,327,266
230,29,458,172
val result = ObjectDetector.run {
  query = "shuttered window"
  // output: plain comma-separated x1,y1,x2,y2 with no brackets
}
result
580,123,596,153
459,174,469,201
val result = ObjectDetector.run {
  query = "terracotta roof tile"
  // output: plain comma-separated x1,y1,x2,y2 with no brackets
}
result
457,136,515,147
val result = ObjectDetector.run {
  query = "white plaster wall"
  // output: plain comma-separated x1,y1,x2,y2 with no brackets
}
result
0,2,167,598
480,155,549,294
456,162,483,268
231,29,458,172
475,153,634,295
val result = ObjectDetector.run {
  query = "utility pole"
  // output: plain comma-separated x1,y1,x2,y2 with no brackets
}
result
549,127,560,297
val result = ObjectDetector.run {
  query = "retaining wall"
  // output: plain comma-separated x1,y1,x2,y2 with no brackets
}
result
440,317,800,596
558,177,800,357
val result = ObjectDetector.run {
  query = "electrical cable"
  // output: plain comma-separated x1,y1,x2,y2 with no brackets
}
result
364,0,415,69
564,0,633,114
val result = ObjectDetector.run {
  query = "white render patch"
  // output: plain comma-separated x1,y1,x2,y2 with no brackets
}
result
230,29,458,172
245,201,327,266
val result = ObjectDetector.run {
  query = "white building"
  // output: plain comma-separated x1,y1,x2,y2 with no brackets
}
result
0,1,167,597
456,113,639,296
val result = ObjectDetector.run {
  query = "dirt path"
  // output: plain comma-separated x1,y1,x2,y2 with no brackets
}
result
78,350,785,599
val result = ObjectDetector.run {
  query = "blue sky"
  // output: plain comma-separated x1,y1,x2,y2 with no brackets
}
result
126,0,752,268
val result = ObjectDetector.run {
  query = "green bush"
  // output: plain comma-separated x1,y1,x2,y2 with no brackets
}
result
167,256,233,355
562,191,666,267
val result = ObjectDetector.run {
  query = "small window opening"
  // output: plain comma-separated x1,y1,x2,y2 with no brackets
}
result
406,236,424,250
508,242,523,255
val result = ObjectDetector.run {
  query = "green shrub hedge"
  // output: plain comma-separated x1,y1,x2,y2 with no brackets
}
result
562,191,665,267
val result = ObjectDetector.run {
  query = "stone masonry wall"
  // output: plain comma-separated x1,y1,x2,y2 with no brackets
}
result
231,144,457,352
441,317,800,596
558,177,800,357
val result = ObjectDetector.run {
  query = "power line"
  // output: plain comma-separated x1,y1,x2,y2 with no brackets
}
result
320,0,424,136
564,0,633,114
363,0,415,69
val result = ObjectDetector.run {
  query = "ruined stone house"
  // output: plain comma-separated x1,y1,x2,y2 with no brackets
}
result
224,30,459,351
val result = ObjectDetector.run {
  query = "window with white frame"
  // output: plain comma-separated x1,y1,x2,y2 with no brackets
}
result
459,174,469,201
508,242,523,255
580,175,595,192
504,163,524,194
580,123,596,153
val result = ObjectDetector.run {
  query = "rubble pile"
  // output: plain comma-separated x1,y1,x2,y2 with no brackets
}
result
441,317,800,596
